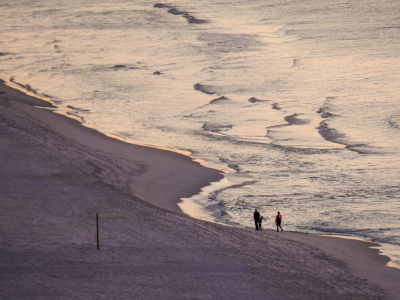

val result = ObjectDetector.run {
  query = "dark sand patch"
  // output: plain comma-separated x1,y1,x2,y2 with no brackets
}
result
317,121,370,154
248,97,269,103
202,122,232,132
284,113,310,125
154,3,208,24
194,83,217,95
209,96,229,104
272,102,281,110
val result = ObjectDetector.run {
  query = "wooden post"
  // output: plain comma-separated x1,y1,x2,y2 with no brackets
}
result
96,213,99,249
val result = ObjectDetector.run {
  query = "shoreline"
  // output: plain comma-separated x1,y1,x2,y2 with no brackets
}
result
283,232,400,298
1,78,400,298
0,79,224,214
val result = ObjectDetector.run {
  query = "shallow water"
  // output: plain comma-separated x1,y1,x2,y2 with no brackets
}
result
1,0,400,267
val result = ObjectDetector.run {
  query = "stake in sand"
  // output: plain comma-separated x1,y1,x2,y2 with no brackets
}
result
96,213,99,249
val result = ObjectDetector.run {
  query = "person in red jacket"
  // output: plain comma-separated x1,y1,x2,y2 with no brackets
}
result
275,212,283,232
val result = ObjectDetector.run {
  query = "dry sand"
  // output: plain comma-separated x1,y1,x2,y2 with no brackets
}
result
1,80,399,299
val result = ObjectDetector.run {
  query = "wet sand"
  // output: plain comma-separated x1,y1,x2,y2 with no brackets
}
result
1,80,399,299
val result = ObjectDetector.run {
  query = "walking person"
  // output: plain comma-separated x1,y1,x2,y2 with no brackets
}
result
253,209,260,230
275,211,283,232
259,216,264,231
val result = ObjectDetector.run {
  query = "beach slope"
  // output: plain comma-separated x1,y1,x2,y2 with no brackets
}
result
0,83,398,299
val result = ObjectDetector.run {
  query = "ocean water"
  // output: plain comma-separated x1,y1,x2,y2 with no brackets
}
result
1,0,400,267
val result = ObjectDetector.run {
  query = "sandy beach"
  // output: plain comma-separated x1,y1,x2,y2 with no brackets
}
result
1,80,400,299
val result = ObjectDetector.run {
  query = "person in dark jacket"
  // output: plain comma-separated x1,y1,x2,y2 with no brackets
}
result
254,209,260,230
